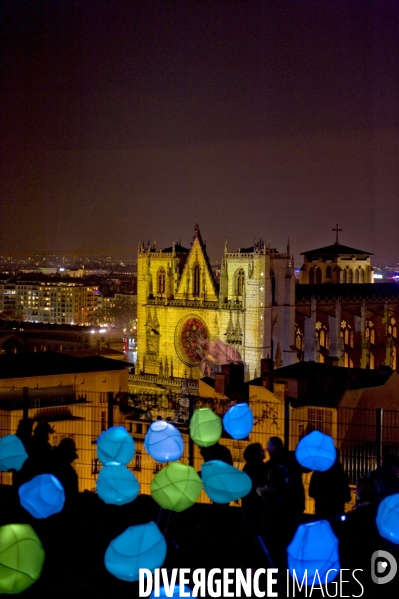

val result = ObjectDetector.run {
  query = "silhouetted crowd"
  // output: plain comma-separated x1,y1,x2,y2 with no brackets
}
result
239,436,399,579
8,421,399,594
13,418,79,503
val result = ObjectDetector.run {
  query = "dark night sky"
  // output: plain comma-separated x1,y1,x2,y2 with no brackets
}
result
1,1,398,264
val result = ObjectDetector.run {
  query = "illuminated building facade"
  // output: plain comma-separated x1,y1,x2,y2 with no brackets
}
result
136,225,297,381
299,226,374,284
295,283,399,371
0,277,99,324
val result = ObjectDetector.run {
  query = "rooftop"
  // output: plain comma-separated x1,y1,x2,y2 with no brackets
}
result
0,351,130,380
251,361,393,407
301,243,373,258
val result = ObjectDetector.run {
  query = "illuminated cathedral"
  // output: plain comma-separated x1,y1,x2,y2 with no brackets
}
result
136,224,297,381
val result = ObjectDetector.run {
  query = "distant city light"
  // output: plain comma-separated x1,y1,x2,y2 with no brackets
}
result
374,274,383,279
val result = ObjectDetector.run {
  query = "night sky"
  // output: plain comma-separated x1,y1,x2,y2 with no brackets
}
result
1,1,399,264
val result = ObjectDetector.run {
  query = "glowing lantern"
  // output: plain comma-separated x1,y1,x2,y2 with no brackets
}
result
376,493,399,543
97,463,139,505
0,435,28,472
201,460,251,504
97,426,135,465
151,462,202,512
144,421,184,463
150,586,193,598
295,430,336,472
287,520,340,582
222,403,253,440
105,522,167,582
0,524,45,594
19,474,65,519
189,408,222,448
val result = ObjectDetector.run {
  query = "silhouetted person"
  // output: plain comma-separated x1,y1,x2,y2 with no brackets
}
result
340,477,381,574
265,436,305,519
242,443,268,532
309,449,351,521
15,417,34,452
369,453,399,499
53,438,79,503
200,442,233,465
257,457,292,571
21,421,54,482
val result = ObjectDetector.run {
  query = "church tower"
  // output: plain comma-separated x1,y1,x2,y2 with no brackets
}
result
299,224,374,284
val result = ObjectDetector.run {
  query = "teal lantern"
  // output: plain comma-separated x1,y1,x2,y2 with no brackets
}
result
151,462,202,512
97,426,135,465
223,403,253,440
189,408,222,448
295,430,336,471
105,522,167,582
201,460,251,504
376,493,399,544
0,524,45,594
287,520,340,582
97,463,139,505
0,435,28,472
19,474,65,519
144,421,184,463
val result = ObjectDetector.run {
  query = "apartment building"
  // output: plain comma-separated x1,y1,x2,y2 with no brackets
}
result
0,276,99,324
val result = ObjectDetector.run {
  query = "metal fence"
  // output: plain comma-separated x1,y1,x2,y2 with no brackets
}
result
1,386,398,513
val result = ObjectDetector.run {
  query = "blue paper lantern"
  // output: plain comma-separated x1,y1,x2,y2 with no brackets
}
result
150,586,193,598
97,463,139,505
223,403,253,440
105,522,167,582
201,460,252,504
376,493,399,543
144,421,184,463
19,474,65,519
295,430,336,471
97,426,135,465
287,520,340,583
0,435,28,472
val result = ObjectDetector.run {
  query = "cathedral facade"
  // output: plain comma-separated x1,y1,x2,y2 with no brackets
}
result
136,225,297,381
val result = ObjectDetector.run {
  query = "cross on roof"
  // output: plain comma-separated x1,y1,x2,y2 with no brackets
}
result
332,223,342,244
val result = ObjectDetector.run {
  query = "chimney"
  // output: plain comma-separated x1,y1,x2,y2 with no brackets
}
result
261,358,274,374
262,373,274,392
221,362,245,391
214,373,227,396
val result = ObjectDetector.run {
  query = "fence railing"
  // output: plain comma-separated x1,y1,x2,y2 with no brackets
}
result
0,386,398,512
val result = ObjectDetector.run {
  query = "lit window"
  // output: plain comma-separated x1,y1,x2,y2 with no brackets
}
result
158,267,166,294
193,265,200,296
235,269,245,296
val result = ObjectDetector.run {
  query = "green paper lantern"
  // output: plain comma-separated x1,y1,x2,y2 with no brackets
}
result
151,462,202,512
0,524,45,594
189,408,222,448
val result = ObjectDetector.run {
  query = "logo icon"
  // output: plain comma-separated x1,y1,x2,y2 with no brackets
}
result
371,550,397,585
